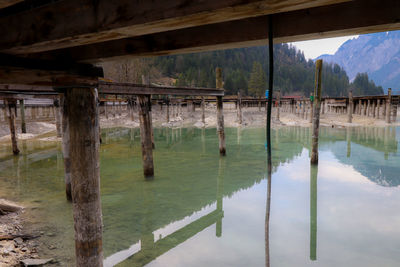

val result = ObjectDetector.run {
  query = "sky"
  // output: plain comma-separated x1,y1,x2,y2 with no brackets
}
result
291,35,359,60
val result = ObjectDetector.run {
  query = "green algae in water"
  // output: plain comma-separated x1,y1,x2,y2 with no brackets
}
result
0,126,400,266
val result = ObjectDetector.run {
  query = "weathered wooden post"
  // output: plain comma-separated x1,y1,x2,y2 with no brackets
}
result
54,98,62,137
366,99,371,117
237,92,243,124
60,95,71,201
347,90,353,123
138,95,154,177
386,88,392,123
311,60,323,165
166,97,170,123
276,90,281,121
372,100,376,118
377,99,381,119
216,67,226,156
309,93,314,123
19,99,26,134
393,104,398,122
201,96,206,124
65,87,103,266
6,99,19,155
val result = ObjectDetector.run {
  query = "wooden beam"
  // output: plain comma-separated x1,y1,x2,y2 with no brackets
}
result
0,0,22,9
98,82,224,96
24,0,400,62
0,54,103,86
0,0,350,54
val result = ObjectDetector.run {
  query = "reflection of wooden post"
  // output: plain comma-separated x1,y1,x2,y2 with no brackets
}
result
310,164,318,261
65,88,103,266
347,91,353,123
216,158,225,237
386,88,392,123
311,60,323,164
19,100,26,134
216,68,226,156
60,95,72,201
201,96,206,124
6,100,20,155
138,95,154,178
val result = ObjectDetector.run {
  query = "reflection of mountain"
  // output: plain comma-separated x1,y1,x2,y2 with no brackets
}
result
319,127,399,187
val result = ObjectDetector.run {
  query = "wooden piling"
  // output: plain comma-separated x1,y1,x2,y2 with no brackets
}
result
311,60,323,165
238,92,243,124
376,99,381,119
6,100,19,155
386,88,392,123
166,97,170,123
54,98,62,137
65,87,103,267
19,100,26,134
216,68,226,156
347,91,353,123
60,94,72,201
138,95,154,177
366,99,370,117
276,91,280,121
309,93,314,123
201,96,205,124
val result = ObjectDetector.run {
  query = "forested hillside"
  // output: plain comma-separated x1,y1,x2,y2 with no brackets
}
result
103,44,383,97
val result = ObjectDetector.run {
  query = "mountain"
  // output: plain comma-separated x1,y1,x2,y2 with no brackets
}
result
318,31,400,92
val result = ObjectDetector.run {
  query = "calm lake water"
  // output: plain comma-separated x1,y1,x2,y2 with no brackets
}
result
0,126,399,267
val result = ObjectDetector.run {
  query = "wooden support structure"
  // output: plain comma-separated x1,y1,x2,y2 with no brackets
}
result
54,97,62,137
216,68,226,156
60,94,72,201
309,93,313,123
386,88,392,123
311,60,322,165
6,99,19,155
166,97,170,123
347,90,353,123
201,96,205,124
19,99,26,133
65,87,103,267
238,92,243,124
137,95,154,178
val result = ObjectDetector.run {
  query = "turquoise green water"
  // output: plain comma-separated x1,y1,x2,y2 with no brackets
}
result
0,126,400,266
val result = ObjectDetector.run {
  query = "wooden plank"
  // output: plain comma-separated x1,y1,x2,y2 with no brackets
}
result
24,0,400,62
0,54,103,85
0,0,350,54
0,0,22,9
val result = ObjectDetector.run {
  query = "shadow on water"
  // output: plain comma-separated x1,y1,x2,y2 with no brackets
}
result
0,126,399,266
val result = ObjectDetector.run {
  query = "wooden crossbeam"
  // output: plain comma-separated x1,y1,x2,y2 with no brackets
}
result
98,82,224,96
0,54,103,85
0,82,224,96
0,0,350,54
23,0,400,63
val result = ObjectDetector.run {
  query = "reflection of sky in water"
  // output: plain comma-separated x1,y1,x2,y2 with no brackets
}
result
1,127,400,266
